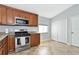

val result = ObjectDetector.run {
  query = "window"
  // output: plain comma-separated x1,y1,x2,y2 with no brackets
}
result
38,25,48,33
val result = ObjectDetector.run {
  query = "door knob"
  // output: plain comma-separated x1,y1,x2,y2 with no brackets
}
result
71,32,74,34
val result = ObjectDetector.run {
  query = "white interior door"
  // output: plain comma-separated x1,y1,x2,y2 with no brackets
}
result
71,15,79,47
51,19,67,43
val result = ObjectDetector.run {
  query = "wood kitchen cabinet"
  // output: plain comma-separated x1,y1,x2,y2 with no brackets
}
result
13,9,20,18
1,6,7,24
30,33,40,47
0,4,38,26
0,36,8,55
0,6,1,24
0,5,7,24
13,9,30,19
2,42,8,55
13,9,25,18
6,5,38,26
7,7,15,24
0,48,3,55
29,14,38,26
24,12,30,19
0,5,16,25
8,35,15,52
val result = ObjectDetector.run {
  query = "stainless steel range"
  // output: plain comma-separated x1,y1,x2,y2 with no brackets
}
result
15,31,30,52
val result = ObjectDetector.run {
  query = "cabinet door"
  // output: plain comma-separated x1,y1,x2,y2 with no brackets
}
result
14,10,30,19
19,11,25,18
30,34,40,47
13,9,22,18
0,42,3,55
0,48,3,55
5,37,8,55
2,46,5,55
13,9,19,17
29,14,38,26
0,6,1,24
1,6,7,24
7,8,15,24
25,12,30,19
0,37,8,55
8,35,15,52
2,43,8,55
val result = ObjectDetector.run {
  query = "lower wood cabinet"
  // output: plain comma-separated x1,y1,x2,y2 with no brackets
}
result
0,48,2,55
1,43,8,55
0,33,40,55
8,35,15,52
0,35,15,55
30,33,40,47
0,36,8,55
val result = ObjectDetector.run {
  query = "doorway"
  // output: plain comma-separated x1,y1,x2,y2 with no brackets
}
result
70,15,79,47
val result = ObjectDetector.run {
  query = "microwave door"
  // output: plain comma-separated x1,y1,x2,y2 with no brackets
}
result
16,18,29,25
16,19,23,24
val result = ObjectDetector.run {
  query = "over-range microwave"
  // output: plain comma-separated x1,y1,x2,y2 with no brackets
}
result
15,17,29,25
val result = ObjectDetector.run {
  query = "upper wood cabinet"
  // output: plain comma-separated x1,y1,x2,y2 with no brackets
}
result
1,6,7,24
29,14,38,26
13,9,20,18
0,5,38,26
13,9,38,26
0,5,7,24
0,6,1,24
24,12,30,19
7,8,15,24
13,10,30,19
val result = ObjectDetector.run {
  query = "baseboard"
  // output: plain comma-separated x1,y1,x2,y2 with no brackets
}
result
66,42,72,46
51,39,71,46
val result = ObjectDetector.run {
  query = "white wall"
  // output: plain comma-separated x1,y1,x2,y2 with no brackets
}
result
38,16,51,40
51,4,79,45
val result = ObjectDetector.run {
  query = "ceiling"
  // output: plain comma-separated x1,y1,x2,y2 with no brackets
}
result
4,4,73,18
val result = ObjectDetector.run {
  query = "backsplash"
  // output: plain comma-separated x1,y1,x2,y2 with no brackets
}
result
0,25,38,32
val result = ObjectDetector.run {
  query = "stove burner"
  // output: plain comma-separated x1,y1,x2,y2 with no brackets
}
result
15,31,30,37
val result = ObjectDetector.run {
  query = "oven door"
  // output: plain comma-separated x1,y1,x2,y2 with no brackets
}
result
15,37,21,48
15,36,30,48
25,36,30,44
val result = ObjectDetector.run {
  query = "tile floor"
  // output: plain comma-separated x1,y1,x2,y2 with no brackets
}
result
9,40,79,55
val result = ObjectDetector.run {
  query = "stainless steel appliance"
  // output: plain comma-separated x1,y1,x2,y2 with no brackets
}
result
15,31,30,52
15,17,29,25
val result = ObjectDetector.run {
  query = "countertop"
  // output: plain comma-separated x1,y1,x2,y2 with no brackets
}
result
0,33,8,42
0,32,40,42
28,31,40,34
